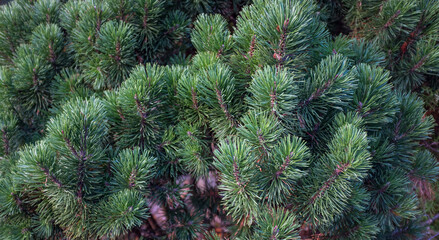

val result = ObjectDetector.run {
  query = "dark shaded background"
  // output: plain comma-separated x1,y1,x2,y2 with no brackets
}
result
0,0,12,5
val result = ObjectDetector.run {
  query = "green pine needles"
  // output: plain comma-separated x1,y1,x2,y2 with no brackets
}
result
322,0,439,91
0,0,438,239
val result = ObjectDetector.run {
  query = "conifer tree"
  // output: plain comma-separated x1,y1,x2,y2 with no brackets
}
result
0,0,438,239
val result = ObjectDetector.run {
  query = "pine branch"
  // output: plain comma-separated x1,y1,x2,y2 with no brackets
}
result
378,182,391,194
128,169,137,189
422,213,439,226
298,74,340,108
142,6,149,29
214,84,236,127
382,10,400,29
32,68,38,87
134,93,148,150
76,115,89,203
95,8,102,40
2,127,9,156
248,35,256,58
410,55,428,72
233,156,243,188
428,232,439,240
61,115,90,203
273,19,289,68
191,87,199,110
310,163,350,204
399,15,425,59
270,81,277,116
10,192,24,212
37,163,63,188
61,130,80,160
275,152,293,177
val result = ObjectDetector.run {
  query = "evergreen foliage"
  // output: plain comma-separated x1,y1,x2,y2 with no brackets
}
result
0,0,437,239
321,0,439,91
